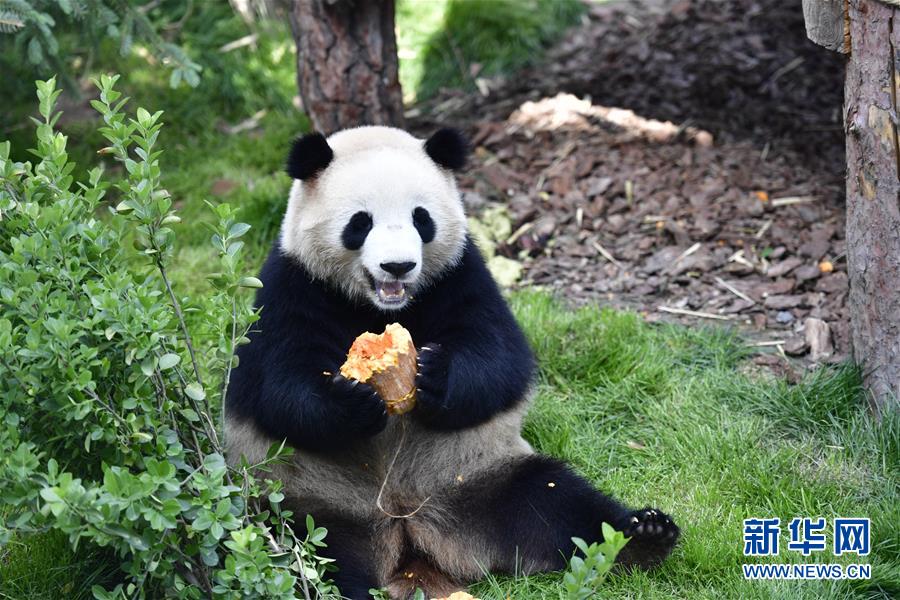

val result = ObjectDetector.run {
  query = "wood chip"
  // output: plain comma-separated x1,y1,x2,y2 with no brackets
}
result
657,306,736,320
674,242,702,264
592,241,624,268
771,195,815,207
783,336,809,355
766,257,803,278
715,277,756,304
755,219,773,239
764,294,805,309
805,317,833,361
506,221,533,245
727,249,756,269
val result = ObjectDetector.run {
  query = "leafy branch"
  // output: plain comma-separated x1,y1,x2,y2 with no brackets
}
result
0,0,201,88
563,523,630,600
0,76,337,599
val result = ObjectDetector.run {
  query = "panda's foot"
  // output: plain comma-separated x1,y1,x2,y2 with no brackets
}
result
622,507,679,541
614,507,680,570
385,558,460,600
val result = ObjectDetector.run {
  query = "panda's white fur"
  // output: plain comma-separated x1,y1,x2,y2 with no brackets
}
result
279,126,467,310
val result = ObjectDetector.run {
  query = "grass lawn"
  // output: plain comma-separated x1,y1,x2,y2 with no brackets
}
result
397,0,584,102
3,291,896,598
1,1,898,598
474,294,899,599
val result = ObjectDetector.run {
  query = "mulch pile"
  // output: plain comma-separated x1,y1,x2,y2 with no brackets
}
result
412,0,850,368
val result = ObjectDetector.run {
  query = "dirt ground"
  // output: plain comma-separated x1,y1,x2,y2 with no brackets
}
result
413,0,850,372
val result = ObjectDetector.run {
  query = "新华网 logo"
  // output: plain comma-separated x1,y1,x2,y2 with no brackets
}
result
741,517,871,580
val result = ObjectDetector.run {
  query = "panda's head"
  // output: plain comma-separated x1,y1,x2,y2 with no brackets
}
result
280,126,470,311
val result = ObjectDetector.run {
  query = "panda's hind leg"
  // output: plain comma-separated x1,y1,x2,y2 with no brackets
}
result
384,555,462,600
417,455,679,579
308,515,380,600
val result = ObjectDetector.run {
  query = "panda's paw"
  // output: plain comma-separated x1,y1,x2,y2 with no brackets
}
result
327,374,388,437
415,344,449,413
611,507,679,570
621,507,680,545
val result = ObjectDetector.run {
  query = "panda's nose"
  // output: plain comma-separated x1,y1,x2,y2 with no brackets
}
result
380,261,416,277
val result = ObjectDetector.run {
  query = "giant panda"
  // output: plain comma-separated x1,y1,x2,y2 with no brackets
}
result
225,126,680,599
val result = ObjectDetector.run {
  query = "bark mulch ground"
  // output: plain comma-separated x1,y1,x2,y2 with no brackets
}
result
412,0,850,373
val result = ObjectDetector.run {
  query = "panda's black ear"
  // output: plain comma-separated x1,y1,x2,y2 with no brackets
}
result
424,128,469,171
286,133,334,180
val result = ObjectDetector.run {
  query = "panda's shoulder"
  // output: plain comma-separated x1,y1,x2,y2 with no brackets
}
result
415,237,504,314
253,242,335,321
256,244,312,299
446,236,499,289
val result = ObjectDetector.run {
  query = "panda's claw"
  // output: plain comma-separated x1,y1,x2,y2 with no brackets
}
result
327,374,388,437
620,506,679,545
414,343,449,414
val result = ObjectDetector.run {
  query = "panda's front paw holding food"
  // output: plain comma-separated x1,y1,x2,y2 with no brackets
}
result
327,374,388,439
414,344,450,420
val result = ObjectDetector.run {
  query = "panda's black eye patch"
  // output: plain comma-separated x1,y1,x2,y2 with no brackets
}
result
342,211,373,250
413,207,435,243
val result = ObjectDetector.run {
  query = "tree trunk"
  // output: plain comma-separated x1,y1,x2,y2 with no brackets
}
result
290,0,405,134
845,0,900,415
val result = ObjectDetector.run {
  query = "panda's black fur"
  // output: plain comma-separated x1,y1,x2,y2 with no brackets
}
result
422,127,469,171
227,236,535,451
225,127,679,599
285,132,334,180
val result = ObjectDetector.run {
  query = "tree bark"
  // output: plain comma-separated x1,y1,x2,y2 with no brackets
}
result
801,0,851,53
290,0,405,134
845,0,900,415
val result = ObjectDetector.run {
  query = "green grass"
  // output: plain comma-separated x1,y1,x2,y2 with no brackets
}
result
0,530,120,600
397,0,585,101
462,294,899,599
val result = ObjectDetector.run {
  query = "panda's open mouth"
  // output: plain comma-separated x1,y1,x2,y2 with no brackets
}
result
364,271,408,306
375,280,407,304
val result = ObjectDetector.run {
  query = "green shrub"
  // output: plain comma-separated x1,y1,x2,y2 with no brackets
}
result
0,76,337,599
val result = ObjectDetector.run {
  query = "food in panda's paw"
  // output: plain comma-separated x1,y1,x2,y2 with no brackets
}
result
340,323,417,415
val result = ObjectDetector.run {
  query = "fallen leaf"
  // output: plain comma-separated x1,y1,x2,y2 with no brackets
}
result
487,255,523,287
